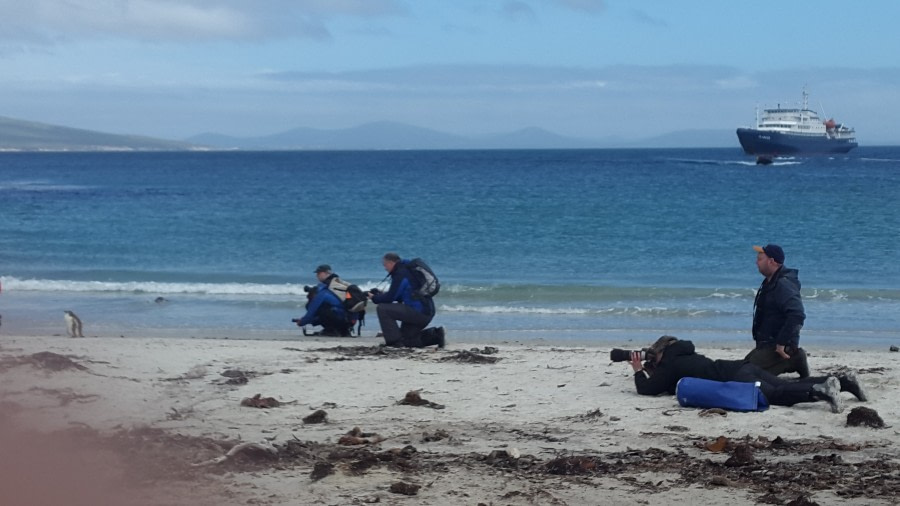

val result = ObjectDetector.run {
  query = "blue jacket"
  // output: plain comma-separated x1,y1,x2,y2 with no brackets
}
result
372,259,435,316
299,281,347,326
752,266,806,348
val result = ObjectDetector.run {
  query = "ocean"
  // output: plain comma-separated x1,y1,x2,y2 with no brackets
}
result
1,148,898,347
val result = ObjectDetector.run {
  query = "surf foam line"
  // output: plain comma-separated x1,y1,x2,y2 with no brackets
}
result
0,277,310,296
439,304,719,318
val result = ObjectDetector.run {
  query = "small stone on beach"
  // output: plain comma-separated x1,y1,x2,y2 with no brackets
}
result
389,481,420,495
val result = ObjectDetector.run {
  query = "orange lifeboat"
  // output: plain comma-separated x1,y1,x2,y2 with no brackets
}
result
824,118,837,129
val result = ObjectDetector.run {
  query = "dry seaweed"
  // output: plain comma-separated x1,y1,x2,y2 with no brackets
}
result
302,409,328,424
439,350,500,364
846,406,886,428
397,390,445,409
240,394,282,408
26,351,88,371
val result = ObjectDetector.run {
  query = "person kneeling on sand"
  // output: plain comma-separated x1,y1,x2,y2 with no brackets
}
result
368,252,444,348
746,244,810,377
626,336,867,413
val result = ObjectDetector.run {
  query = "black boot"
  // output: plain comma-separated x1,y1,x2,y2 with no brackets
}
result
791,348,810,378
419,327,446,348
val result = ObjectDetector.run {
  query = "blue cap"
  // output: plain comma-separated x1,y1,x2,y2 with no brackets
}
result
753,244,785,264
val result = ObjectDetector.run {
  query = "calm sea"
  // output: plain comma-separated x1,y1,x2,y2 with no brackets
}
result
1,148,898,346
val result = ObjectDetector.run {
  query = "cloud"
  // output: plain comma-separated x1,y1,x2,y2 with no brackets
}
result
501,1,537,21
715,75,758,90
0,0,405,44
629,8,667,27
552,0,606,14
260,64,615,94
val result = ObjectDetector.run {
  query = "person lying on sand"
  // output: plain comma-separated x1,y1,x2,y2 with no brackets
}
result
624,336,867,413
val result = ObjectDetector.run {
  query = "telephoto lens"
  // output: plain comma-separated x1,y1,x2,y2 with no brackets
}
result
609,349,646,362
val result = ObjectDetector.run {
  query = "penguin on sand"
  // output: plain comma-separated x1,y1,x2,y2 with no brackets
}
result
64,310,84,337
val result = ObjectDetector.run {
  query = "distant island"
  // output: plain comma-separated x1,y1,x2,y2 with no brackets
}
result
1,115,738,152
0,116,195,151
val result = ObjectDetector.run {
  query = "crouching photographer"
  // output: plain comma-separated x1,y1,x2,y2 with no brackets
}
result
292,264,355,337
611,336,868,413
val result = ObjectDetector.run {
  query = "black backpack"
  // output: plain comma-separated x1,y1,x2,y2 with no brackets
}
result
327,277,367,335
406,258,440,298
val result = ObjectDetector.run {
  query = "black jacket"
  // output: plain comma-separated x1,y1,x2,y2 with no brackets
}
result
634,340,745,395
752,266,806,348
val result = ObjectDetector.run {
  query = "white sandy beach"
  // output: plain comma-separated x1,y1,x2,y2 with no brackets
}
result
1,334,898,506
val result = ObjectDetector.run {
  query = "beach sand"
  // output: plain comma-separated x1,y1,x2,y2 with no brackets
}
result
1,334,897,505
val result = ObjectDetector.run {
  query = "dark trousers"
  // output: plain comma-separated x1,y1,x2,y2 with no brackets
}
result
746,344,802,375
730,363,826,406
315,305,351,336
376,303,433,347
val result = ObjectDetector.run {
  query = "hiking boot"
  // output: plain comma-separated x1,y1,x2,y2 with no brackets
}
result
838,372,868,402
436,327,446,349
812,376,844,413
790,348,810,378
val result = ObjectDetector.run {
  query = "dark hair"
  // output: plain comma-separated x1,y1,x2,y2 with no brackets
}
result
383,252,400,263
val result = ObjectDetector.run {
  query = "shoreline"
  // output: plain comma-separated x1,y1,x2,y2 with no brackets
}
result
2,324,897,351
1,334,898,505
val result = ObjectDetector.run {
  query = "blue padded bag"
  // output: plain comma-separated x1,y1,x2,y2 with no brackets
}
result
676,377,769,412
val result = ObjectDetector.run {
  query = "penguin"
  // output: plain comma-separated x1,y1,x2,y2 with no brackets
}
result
64,310,84,337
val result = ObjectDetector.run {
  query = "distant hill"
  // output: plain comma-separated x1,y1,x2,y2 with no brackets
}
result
189,122,736,150
0,114,739,151
0,116,194,151
189,121,470,150
188,122,615,150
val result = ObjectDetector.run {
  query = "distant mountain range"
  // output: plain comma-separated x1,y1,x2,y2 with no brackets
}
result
0,116,193,151
187,121,738,150
1,115,738,151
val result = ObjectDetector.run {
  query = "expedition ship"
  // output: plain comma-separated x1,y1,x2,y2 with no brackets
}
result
736,89,857,163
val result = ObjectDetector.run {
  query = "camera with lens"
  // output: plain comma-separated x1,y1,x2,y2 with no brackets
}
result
291,318,301,323
609,348,656,363
303,285,314,293
368,288,381,295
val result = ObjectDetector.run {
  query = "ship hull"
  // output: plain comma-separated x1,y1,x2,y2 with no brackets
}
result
736,128,858,155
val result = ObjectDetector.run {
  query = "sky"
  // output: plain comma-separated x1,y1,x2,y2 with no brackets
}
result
2,0,899,144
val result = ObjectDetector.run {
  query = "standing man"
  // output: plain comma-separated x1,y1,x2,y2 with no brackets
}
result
746,244,809,377
369,252,445,348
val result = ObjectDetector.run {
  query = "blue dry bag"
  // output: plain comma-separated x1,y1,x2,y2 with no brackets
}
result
676,377,769,412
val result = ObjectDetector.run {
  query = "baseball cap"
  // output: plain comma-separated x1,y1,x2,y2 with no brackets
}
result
753,244,785,264
314,264,332,274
